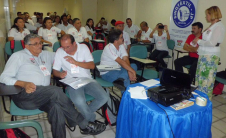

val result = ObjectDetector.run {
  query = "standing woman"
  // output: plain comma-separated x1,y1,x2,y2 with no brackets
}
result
38,17,65,52
85,18,95,40
193,6,225,100
8,17,30,41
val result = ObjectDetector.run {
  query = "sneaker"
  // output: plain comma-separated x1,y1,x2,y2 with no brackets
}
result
80,121,106,135
113,78,126,91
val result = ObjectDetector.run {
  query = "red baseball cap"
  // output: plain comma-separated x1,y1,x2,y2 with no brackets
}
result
115,21,124,26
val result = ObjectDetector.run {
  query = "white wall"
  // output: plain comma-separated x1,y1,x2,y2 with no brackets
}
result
97,0,124,22
82,0,97,26
16,0,65,16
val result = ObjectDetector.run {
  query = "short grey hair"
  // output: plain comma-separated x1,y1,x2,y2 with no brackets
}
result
24,34,40,45
72,18,80,25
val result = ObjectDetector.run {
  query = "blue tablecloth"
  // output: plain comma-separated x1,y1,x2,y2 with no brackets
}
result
116,82,212,138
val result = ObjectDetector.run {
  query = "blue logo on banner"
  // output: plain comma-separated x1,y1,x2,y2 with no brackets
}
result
173,0,196,28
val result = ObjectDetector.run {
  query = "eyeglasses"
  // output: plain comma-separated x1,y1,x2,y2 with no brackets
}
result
62,45,72,50
29,42,43,47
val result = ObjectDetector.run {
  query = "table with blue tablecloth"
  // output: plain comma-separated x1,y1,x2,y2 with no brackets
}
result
116,82,212,138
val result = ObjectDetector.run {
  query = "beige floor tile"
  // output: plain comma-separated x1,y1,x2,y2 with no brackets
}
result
223,118,226,123
212,115,220,123
3,116,11,122
213,95,226,104
217,104,226,113
212,120,226,134
212,99,222,108
212,126,226,138
95,112,104,120
95,129,115,138
213,108,226,119
80,136,95,138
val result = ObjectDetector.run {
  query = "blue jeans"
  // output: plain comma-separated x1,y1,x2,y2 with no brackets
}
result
101,63,137,90
66,80,108,122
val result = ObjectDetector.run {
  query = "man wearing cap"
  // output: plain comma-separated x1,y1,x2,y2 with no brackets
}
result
115,21,131,54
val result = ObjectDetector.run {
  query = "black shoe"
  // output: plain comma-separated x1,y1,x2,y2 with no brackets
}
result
80,121,106,135
113,78,126,91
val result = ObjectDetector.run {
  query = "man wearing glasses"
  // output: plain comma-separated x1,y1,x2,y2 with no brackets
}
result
0,34,106,138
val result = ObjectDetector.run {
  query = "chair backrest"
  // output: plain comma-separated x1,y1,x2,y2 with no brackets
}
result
92,50,103,64
5,41,25,56
167,40,175,50
130,45,147,59
53,41,61,52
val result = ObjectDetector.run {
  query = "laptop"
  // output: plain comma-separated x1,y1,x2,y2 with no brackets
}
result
148,68,195,106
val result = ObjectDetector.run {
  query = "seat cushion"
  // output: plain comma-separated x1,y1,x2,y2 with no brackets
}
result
95,77,114,87
136,69,159,80
10,100,43,116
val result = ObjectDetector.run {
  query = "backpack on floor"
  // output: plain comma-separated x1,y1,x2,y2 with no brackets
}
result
0,128,30,138
102,89,120,126
213,81,224,95
93,33,107,50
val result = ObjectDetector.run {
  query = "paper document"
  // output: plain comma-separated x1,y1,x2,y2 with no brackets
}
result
97,65,121,71
59,77,95,89
93,39,105,42
128,86,148,99
140,79,160,87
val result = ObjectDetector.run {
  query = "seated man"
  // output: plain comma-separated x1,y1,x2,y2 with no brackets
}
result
67,18,89,43
115,21,131,54
137,21,153,52
53,34,108,123
0,34,106,138
174,22,203,82
100,29,137,93
58,15,73,32
124,18,140,39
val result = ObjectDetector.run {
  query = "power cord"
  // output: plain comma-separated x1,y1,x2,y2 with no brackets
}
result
156,103,175,138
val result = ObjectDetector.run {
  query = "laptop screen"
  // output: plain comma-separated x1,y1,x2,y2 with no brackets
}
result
160,68,191,89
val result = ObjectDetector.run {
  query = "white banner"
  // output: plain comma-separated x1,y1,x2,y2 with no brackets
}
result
169,0,198,47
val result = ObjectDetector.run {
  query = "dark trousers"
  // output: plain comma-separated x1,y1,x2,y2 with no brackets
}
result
174,56,198,82
12,86,88,138
149,50,168,68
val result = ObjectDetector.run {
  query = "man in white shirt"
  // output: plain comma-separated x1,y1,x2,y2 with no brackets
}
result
31,12,37,24
137,21,154,52
0,34,106,138
57,15,73,32
25,13,34,26
20,14,38,31
115,21,131,54
53,34,108,126
35,18,43,28
100,30,137,92
124,18,140,39
67,18,89,43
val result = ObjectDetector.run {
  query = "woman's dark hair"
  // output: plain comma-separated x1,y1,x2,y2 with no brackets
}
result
68,19,73,24
67,14,71,19
11,17,26,31
86,18,94,30
111,19,116,26
42,17,52,28
61,14,67,21
108,29,122,43
55,15,61,24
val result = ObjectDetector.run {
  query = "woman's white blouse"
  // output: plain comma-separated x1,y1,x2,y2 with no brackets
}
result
197,21,225,57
